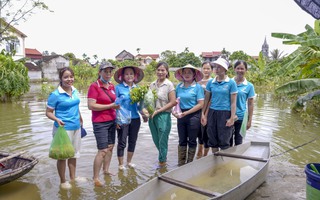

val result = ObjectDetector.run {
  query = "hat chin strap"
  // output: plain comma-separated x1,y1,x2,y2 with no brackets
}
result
134,74,138,82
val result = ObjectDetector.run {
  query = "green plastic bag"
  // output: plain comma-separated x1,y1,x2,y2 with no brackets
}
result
240,111,248,138
49,126,75,160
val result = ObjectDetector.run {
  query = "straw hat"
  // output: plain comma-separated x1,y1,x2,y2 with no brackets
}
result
174,64,203,82
212,57,229,71
114,66,144,84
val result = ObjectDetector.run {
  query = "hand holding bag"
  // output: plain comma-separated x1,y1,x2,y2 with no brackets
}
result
49,126,75,160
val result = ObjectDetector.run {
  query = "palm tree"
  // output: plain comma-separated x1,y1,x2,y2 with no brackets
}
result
272,20,320,108
269,49,286,61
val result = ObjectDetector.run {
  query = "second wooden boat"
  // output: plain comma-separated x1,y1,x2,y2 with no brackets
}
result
120,141,270,200
0,151,38,186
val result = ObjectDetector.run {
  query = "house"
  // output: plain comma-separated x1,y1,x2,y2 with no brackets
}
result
0,19,27,61
25,48,42,62
201,51,221,62
135,54,159,66
25,61,42,81
39,55,69,81
115,50,134,61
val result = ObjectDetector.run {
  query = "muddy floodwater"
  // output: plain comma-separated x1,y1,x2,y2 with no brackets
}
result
0,84,319,200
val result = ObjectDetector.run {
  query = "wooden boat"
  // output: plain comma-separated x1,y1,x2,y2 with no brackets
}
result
120,141,270,200
0,151,38,186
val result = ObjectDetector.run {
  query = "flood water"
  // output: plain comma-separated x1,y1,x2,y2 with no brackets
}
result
0,83,319,200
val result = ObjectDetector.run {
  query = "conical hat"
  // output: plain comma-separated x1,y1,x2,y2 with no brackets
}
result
174,64,203,82
114,66,144,84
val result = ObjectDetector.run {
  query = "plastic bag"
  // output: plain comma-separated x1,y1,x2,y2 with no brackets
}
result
240,111,248,138
49,126,75,160
142,89,156,116
172,97,182,117
116,97,132,125
116,107,132,125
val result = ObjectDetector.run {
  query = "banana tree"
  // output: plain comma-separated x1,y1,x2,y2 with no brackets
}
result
272,20,320,108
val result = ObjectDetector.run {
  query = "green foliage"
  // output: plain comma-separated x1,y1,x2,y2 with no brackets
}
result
269,49,286,61
229,50,251,63
0,51,29,101
293,90,320,109
272,20,320,79
143,61,157,83
109,59,140,69
275,79,320,95
130,86,149,104
70,64,97,89
38,83,55,101
176,50,202,67
160,49,201,67
63,52,76,60
272,20,320,110
160,50,180,67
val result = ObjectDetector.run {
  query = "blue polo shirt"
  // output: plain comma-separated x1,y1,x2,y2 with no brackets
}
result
206,76,238,111
115,82,140,119
47,86,81,130
176,81,204,109
233,78,255,120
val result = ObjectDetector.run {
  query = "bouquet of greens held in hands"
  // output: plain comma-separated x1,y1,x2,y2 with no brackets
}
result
130,85,157,117
130,86,149,104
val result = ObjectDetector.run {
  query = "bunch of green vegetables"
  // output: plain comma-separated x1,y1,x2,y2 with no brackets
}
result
49,126,75,160
130,85,149,104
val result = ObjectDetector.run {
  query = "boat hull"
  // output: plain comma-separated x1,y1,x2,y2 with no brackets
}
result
0,152,38,186
120,141,270,200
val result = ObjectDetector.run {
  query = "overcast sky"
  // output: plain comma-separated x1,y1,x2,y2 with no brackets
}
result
16,0,315,60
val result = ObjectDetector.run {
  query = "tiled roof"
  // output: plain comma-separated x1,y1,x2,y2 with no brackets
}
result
42,55,68,62
25,62,41,71
201,51,222,57
0,19,27,37
136,54,159,59
25,48,42,56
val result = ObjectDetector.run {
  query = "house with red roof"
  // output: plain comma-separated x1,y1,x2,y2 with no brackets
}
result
135,54,159,66
25,48,42,62
201,51,222,62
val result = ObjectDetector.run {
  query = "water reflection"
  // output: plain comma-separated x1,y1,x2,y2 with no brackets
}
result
0,181,41,200
0,83,319,199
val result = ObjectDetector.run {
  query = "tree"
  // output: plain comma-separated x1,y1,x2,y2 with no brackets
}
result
272,20,320,108
136,48,140,54
221,48,231,59
229,50,251,63
160,50,180,67
177,50,201,67
269,49,286,61
0,50,29,101
0,0,50,42
42,50,49,56
63,52,76,60
160,49,201,68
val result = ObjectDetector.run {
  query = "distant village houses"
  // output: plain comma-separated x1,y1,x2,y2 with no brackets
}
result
115,50,135,61
2,22,271,82
201,51,222,62
0,19,26,61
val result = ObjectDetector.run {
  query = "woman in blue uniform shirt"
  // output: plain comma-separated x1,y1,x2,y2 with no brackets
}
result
174,64,204,166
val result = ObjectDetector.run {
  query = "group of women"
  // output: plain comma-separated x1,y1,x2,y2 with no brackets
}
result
45,57,255,189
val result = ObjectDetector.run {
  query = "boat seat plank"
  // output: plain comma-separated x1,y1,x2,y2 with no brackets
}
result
214,152,268,162
158,175,221,198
